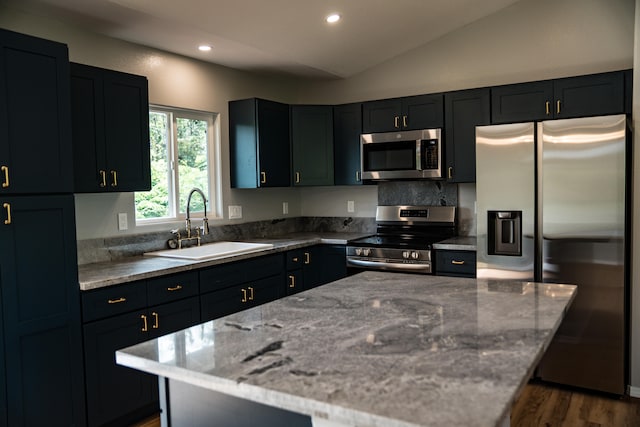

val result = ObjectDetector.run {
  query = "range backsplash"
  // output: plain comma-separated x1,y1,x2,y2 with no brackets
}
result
377,181,457,206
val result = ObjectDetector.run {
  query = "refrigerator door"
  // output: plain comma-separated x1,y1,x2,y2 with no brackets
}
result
476,123,535,280
537,114,627,394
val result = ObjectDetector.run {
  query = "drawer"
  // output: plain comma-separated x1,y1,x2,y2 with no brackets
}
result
147,271,199,306
82,281,147,322
199,254,284,293
435,250,476,277
286,249,303,270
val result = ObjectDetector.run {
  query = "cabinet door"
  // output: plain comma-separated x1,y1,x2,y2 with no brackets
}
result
229,98,290,188
554,72,625,119
444,88,491,183
321,245,347,284
402,94,444,130
103,68,151,191
333,103,363,185
70,63,106,192
0,29,73,194
84,310,158,427
257,99,290,187
491,80,553,124
201,275,281,322
301,246,324,289
291,105,334,186
362,98,401,133
149,297,201,339
0,195,86,426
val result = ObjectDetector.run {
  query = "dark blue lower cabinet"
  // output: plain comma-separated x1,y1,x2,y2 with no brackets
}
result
0,195,85,426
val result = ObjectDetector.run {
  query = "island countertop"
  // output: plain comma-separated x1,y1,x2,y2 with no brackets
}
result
117,271,576,427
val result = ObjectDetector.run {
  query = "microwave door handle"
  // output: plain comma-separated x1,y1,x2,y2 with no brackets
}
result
416,141,422,170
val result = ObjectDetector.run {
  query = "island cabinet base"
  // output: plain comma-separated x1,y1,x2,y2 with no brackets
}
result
160,378,312,427
158,377,512,427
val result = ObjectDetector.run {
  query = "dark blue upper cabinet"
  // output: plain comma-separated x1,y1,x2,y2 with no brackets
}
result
291,105,334,186
229,98,290,188
71,62,151,193
333,103,363,186
362,93,444,133
0,29,73,195
444,88,491,183
491,71,626,124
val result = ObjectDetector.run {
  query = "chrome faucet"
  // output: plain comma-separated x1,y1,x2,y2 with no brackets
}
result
186,187,209,238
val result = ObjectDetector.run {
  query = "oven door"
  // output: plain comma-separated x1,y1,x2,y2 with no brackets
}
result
346,246,433,274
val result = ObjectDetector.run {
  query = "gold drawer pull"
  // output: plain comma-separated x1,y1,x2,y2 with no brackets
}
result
451,260,465,265
402,115,408,128
248,286,254,301
3,203,10,225
556,100,561,114
295,172,301,184
260,171,266,184
304,252,310,264
99,170,107,187
241,288,248,303
545,101,551,115
288,275,296,288
107,297,126,304
1,165,9,188
141,314,148,332
110,170,118,187
394,116,400,128
152,312,159,329
167,285,183,292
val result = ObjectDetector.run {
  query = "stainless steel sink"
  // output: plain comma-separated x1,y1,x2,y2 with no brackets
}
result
144,241,273,260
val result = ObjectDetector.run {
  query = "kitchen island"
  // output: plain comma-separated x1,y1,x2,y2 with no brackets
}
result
116,271,576,427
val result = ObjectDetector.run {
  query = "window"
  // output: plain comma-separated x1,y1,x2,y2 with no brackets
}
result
135,106,220,223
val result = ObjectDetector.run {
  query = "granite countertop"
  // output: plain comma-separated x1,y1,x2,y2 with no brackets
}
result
78,232,371,291
117,271,576,427
432,236,477,251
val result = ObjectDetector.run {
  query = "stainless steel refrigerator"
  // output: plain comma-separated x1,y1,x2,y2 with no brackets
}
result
475,114,628,395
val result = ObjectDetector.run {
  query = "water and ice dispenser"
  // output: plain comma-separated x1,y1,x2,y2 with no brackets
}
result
487,211,522,256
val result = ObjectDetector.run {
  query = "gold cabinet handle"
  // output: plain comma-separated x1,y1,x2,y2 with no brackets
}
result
141,314,148,332
451,260,465,265
99,170,107,188
556,100,561,114
295,172,300,184
545,101,550,115
3,203,10,225
110,170,118,187
288,275,296,288
167,285,183,292
394,116,400,128
107,297,126,304
152,312,159,329
355,171,360,182
1,165,8,188
248,286,254,301
292,256,299,262
402,115,408,128
304,252,310,264
241,288,248,303
260,171,267,184
448,167,453,179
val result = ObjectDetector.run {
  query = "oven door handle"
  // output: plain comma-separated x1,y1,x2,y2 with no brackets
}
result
347,258,431,272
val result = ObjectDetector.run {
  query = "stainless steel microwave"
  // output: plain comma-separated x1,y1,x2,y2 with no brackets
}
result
360,128,442,180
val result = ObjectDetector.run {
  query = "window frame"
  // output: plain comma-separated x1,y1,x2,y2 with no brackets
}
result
135,105,222,226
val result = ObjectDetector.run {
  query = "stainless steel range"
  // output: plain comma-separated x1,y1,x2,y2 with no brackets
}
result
347,205,457,274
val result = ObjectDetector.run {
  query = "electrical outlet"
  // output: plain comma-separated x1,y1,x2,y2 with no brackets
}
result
283,202,289,215
347,200,355,213
228,205,242,219
117,213,128,230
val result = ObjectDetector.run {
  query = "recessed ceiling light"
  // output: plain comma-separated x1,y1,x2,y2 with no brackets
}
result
326,14,341,24
198,45,212,52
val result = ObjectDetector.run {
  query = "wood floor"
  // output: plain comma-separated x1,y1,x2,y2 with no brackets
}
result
131,381,640,427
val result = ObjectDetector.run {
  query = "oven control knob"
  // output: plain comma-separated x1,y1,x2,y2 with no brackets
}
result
402,251,410,259
411,251,419,260
363,248,371,256
355,248,362,256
